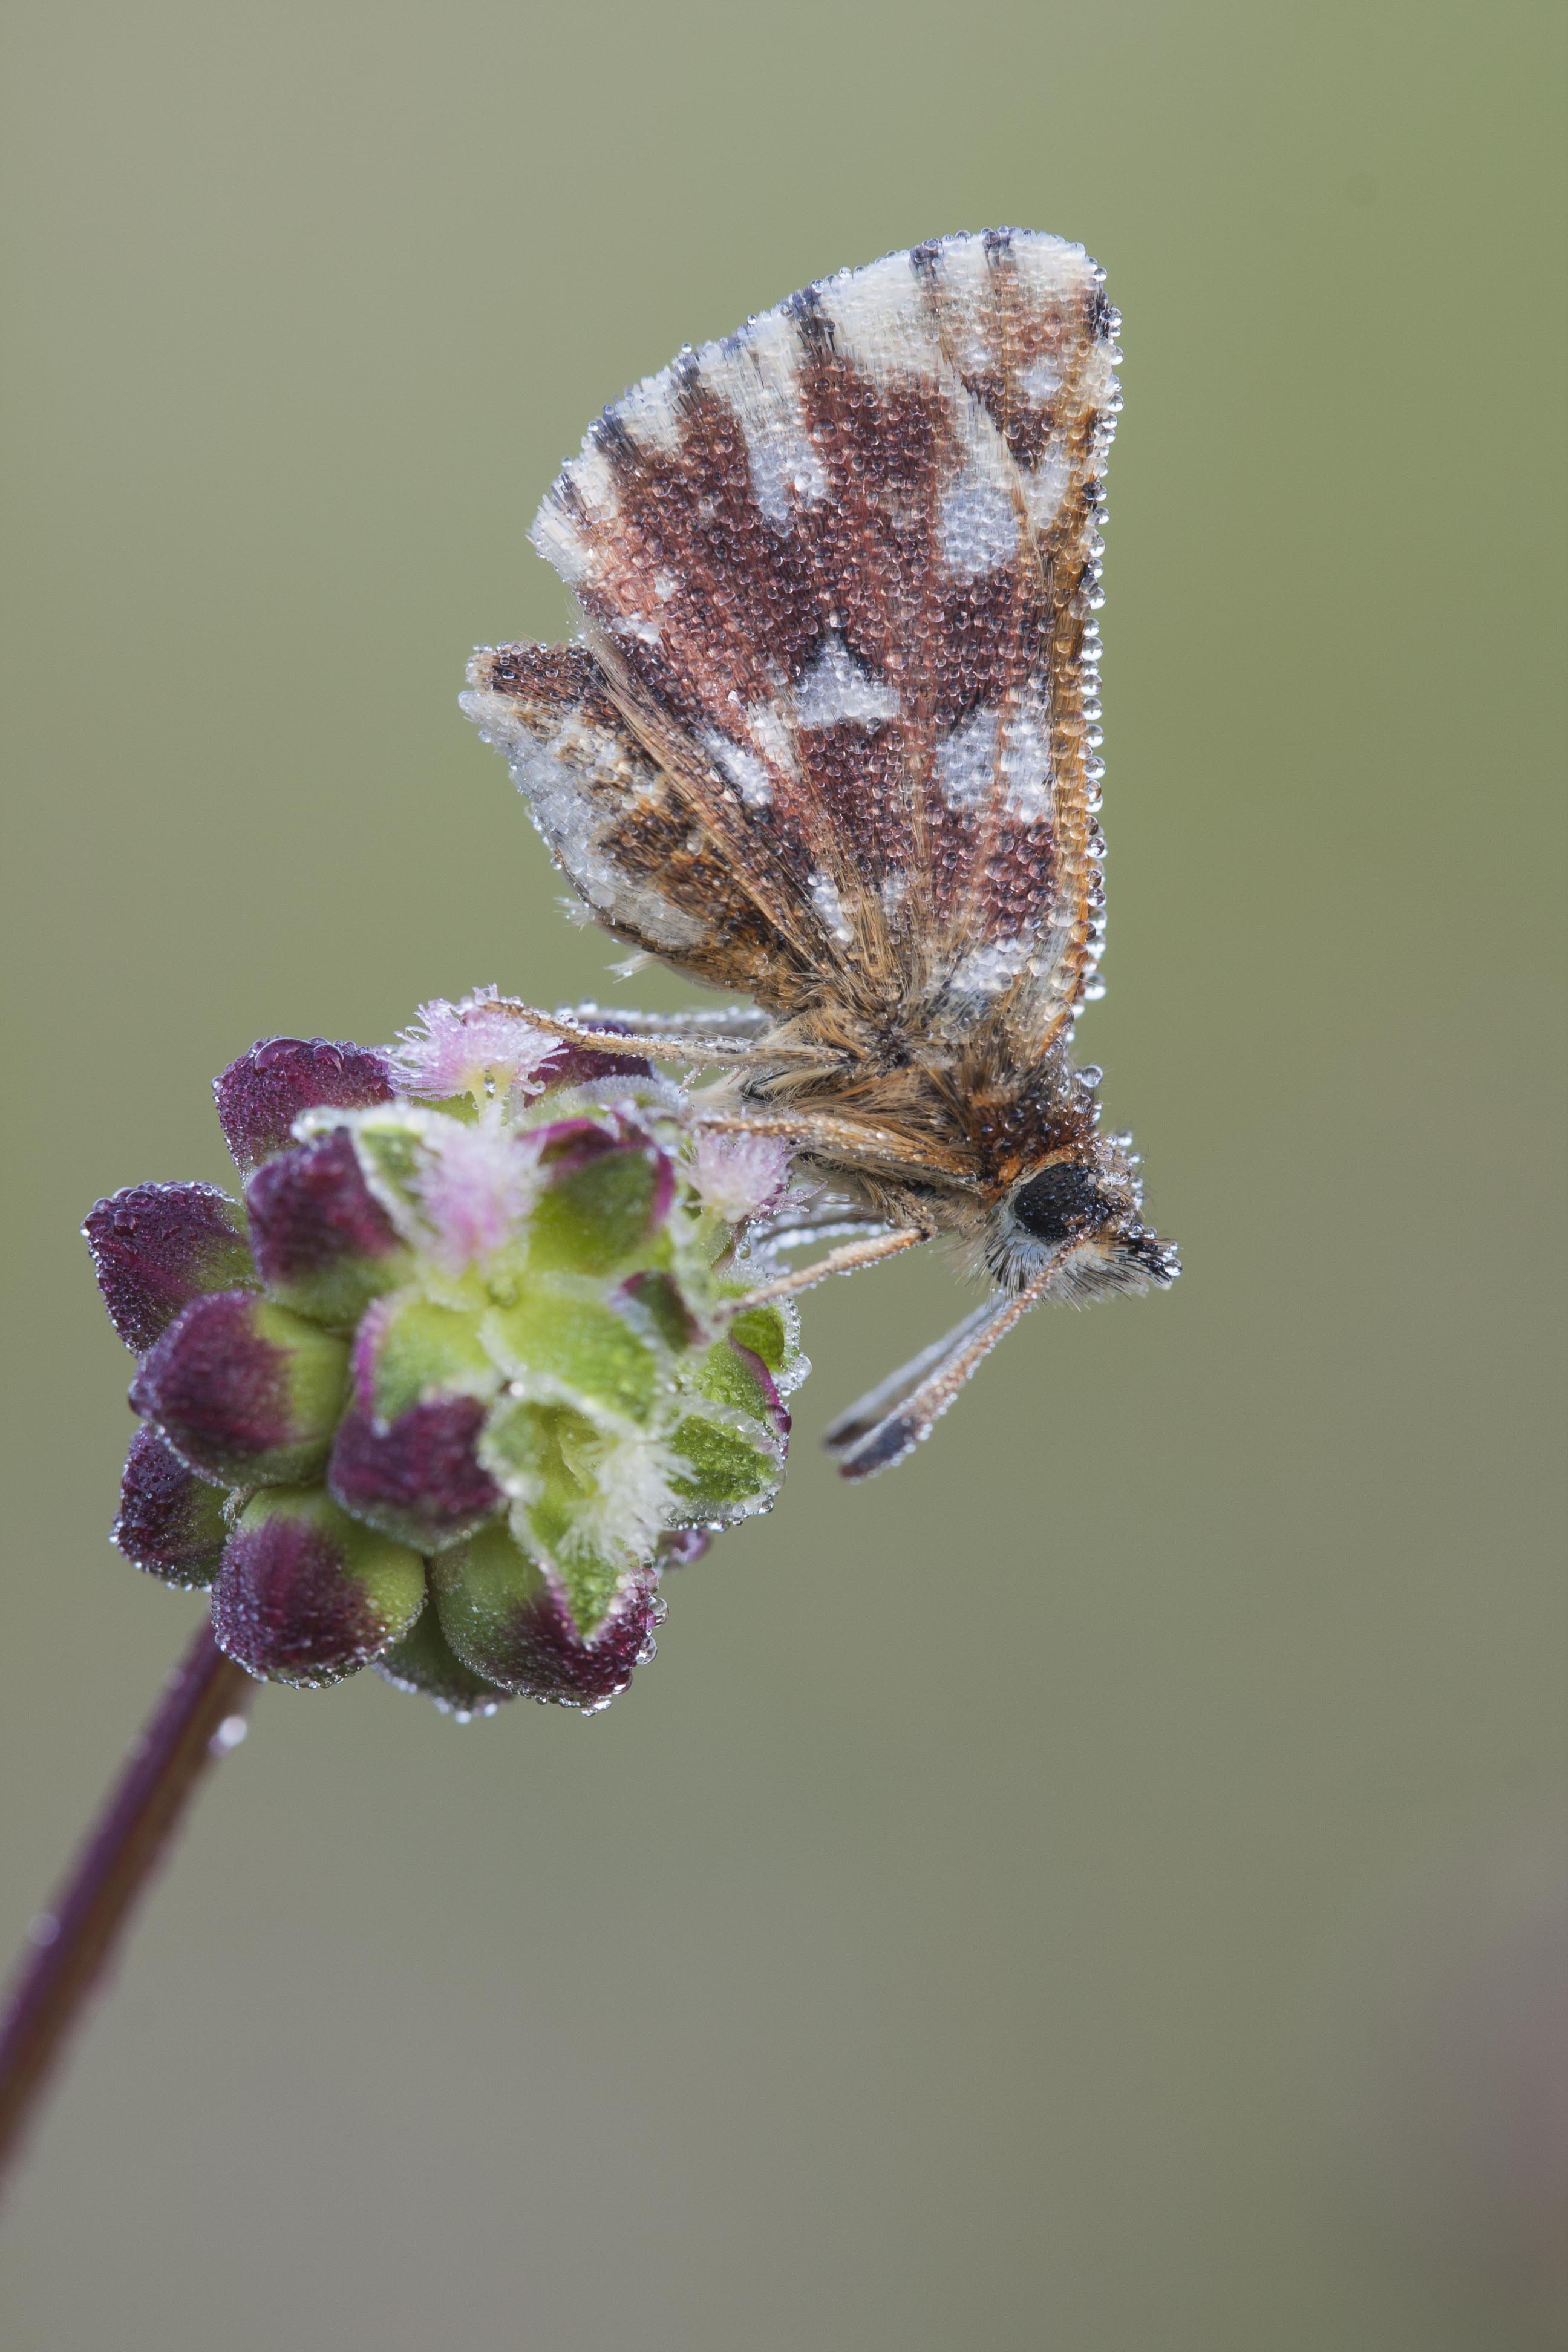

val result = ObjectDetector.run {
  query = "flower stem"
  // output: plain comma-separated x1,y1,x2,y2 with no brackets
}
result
0,1619,254,2200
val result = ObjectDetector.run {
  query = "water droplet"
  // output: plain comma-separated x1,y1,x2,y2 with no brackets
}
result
1077,1065,1103,1089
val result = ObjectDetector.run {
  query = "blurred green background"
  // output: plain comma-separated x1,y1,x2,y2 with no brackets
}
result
2,2,1564,2345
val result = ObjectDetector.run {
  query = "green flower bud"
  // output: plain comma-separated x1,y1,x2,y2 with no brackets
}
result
134,1292,350,1488
244,1128,412,1327
374,1604,515,1720
430,1522,661,1713
212,1486,427,1688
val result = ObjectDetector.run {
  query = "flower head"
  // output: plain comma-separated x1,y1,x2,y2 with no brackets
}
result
87,1001,806,1714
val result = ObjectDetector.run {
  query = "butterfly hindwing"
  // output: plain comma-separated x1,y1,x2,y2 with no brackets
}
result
462,641,806,999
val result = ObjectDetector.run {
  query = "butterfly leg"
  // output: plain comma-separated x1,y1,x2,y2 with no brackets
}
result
520,1007,772,1063
690,1111,974,1184
822,1241,1080,1479
566,1001,774,1042
748,1205,895,1259
523,1005,832,1068
725,1224,933,1316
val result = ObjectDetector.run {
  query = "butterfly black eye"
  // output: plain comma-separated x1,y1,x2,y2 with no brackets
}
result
1011,1161,1106,1242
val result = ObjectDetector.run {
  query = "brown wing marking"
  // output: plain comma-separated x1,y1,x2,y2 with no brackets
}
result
904,234,1114,1052
539,366,914,1008
513,230,1119,1048
461,642,810,1000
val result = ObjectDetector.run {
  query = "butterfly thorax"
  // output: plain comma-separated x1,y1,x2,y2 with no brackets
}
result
713,1011,1170,1300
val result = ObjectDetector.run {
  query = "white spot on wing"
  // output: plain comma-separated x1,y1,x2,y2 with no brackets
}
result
700,728,774,809
532,439,619,586
815,250,931,379
460,688,707,955
531,505,590,586
1021,445,1073,534
808,868,854,946
997,688,1054,822
944,935,1034,1004
793,635,901,730
935,707,999,812
939,470,1019,579
615,370,687,454
700,310,828,531
1019,356,1062,404
739,698,799,777
934,692,1053,823
928,235,996,374
1007,234,1094,310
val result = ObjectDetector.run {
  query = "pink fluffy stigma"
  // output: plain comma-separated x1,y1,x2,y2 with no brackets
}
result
388,987,561,1105
692,1130,793,1224
415,1116,539,1272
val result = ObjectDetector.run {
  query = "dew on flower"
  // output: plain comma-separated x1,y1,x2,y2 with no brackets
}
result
691,1129,793,1224
85,1002,806,1716
413,1112,542,1275
388,986,563,1108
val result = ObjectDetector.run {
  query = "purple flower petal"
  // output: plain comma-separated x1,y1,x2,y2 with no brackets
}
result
534,1040,653,1091
728,1341,791,1438
485,1573,661,1710
112,1424,230,1586
328,1395,503,1550
454,1571,662,1702
215,1037,394,1174
137,1290,348,1486
537,1116,672,1231
246,1128,407,1322
618,1269,698,1350
211,1488,426,1688
347,1289,500,1424
528,1124,674,1273
83,1182,256,1354
657,1527,711,1568
531,1118,622,1164
431,1527,663,1711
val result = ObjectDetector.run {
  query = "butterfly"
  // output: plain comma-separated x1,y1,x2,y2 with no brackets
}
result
462,229,1177,1478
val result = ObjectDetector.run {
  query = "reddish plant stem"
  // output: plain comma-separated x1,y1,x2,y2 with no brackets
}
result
0,1619,254,2200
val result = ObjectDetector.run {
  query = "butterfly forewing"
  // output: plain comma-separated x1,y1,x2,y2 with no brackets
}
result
501,229,1116,1050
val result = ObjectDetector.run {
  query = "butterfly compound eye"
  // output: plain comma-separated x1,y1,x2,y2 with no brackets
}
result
1011,1162,1107,1243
